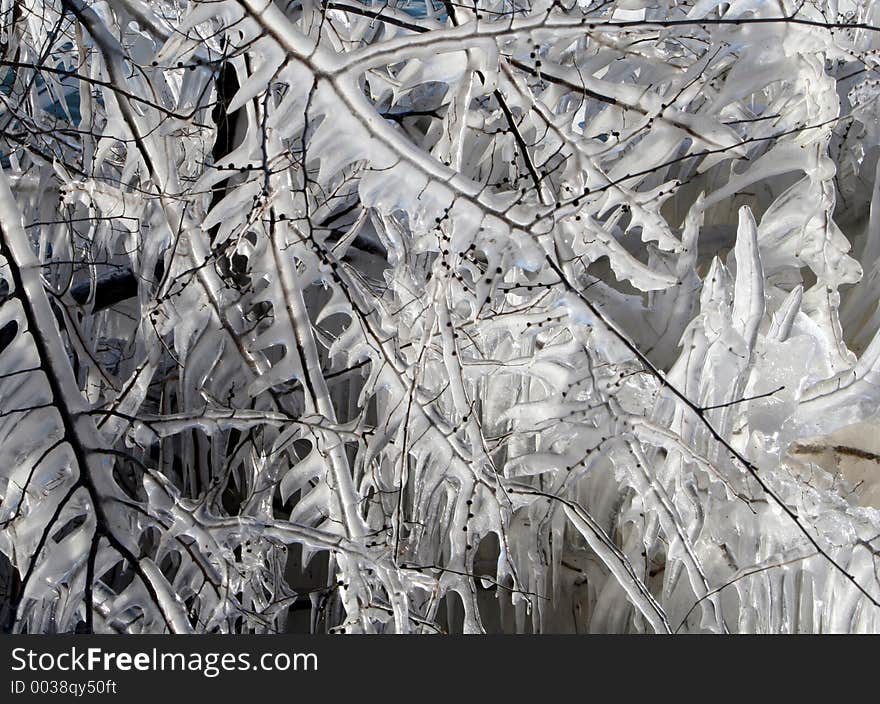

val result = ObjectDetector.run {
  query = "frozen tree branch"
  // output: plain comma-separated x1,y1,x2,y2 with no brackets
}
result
3,0,880,634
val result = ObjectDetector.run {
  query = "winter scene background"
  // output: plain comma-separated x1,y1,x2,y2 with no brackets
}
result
2,0,880,634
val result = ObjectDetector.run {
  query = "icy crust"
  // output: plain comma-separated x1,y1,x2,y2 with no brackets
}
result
3,0,880,633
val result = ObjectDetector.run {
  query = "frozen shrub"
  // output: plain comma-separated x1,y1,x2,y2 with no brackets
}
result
1,0,880,632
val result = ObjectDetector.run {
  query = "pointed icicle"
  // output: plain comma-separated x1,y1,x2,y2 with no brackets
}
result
732,206,765,353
